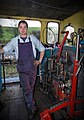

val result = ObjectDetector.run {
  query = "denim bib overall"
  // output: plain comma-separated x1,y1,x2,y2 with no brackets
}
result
17,37,37,112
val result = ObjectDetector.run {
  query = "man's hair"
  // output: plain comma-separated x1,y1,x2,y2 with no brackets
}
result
18,20,28,28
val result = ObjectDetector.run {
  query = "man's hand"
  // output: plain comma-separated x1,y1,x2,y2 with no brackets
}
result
34,50,45,66
0,48,4,54
34,60,41,66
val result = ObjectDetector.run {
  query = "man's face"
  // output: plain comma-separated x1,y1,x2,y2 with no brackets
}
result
18,23,28,35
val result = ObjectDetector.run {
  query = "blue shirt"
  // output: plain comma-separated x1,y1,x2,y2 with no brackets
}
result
3,35,45,60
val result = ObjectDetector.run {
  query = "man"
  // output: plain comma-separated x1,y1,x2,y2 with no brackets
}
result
0,20,45,120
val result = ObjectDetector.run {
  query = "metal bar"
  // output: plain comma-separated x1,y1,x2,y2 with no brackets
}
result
0,59,2,92
2,53,6,89
49,101,70,114
78,54,84,65
70,60,78,116
76,65,81,76
40,101,70,120
69,34,80,116
57,31,69,62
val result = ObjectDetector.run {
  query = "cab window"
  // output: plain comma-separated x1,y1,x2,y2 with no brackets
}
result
47,22,59,44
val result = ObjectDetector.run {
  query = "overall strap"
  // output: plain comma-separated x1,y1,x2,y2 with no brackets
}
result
18,39,20,43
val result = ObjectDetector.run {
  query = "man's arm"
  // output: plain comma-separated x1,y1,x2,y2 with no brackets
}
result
39,51,45,64
34,50,45,66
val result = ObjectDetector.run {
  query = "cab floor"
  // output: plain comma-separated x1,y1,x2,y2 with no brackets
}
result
0,81,84,120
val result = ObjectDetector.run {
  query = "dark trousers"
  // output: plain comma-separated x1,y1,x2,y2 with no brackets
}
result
19,68,37,112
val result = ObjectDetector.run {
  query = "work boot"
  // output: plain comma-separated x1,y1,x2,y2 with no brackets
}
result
34,104,39,112
27,108,35,120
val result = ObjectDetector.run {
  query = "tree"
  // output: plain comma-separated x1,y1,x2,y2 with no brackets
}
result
0,25,3,37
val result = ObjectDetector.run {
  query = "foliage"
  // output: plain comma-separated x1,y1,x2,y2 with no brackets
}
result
0,27,18,44
28,27,40,34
